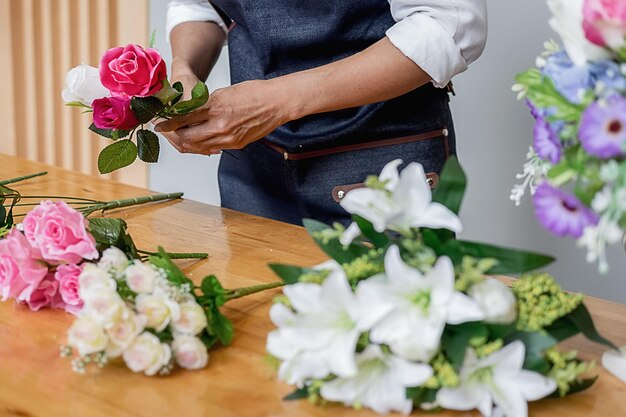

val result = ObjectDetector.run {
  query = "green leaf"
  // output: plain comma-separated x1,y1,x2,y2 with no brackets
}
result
565,304,618,350
170,82,209,115
154,79,183,105
88,217,139,259
284,388,308,401
0,184,20,228
406,387,438,405
353,215,389,249
268,264,315,284
149,247,194,287
136,130,160,163
303,219,369,264
201,275,227,307
505,331,557,372
98,140,138,174
89,123,130,140
213,313,234,346
545,317,581,342
171,81,184,106
130,96,165,124
548,376,598,398
432,156,467,216
65,101,92,109
0,205,6,227
442,322,488,369
438,239,555,274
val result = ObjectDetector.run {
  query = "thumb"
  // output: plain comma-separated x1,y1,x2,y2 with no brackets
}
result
155,108,210,132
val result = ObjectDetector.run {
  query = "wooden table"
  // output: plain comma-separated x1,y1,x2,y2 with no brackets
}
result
0,154,625,417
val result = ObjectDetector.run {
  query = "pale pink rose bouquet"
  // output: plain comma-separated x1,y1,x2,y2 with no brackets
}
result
63,43,209,174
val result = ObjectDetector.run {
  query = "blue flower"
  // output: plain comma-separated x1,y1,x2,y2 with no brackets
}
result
542,51,593,104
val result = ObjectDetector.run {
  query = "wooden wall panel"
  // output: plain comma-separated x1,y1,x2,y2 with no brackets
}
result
0,0,149,188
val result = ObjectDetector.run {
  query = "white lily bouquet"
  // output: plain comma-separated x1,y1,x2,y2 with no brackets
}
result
62,247,282,375
266,158,616,417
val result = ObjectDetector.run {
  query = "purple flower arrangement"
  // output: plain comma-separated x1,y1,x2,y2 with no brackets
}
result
512,0,626,273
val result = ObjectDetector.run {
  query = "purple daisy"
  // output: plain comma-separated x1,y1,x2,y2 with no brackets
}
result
533,116,563,164
532,183,598,239
579,95,626,159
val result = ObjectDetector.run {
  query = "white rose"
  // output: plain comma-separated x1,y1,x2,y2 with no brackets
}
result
81,290,128,326
547,0,611,65
124,261,157,294
61,64,109,106
123,332,172,376
104,312,147,358
135,290,180,332
67,316,109,356
172,335,209,370
171,301,207,336
469,278,517,324
78,264,116,296
98,247,129,274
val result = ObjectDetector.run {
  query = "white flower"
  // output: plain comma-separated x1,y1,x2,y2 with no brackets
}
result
578,215,623,274
172,335,209,370
320,345,433,416
602,346,626,384
78,263,116,295
104,312,147,358
67,316,109,356
135,289,181,332
124,261,158,294
437,341,557,417
469,278,517,324
510,148,551,207
98,247,129,274
356,246,484,362
339,222,362,246
61,64,109,106
81,287,128,326
546,0,611,66
123,332,172,376
340,160,462,238
266,270,371,386
171,301,208,336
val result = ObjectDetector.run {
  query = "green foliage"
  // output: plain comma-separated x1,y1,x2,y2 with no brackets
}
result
88,217,140,259
303,219,369,264
97,140,138,174
546,348,596,397
198,275,234,346
442,322,488,370
353,215,389,248
154,79,183,105
342,248,385,286
0,183,20,228
169,82,209,115
136,130,160,163
268,264,318,284
89,123,130,140
432,156,467,216
148,247,194,287
130,96,165,124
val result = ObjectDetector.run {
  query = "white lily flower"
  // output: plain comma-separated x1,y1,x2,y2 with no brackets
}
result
437,341,557,417
340,160,462,238
602,346,626,384
320,345,433,415
266,270,370,386
356,246,484,362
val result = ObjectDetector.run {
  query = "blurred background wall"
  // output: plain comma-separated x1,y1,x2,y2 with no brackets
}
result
0,0,149,187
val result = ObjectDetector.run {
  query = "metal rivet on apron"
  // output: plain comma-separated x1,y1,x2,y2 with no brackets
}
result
283,152,289,160
442,128,449,137
337,190,345,199
427,178,434,186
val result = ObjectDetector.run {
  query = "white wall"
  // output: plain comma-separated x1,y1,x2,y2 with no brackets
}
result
149,1,626,303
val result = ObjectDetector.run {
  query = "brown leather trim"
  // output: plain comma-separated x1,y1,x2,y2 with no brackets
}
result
332,172,440,203
264,128,449,161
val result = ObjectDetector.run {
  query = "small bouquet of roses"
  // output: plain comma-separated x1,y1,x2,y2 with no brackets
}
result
511,0,626,273
62,248,283,376
266,158,617,417
62,42,209,174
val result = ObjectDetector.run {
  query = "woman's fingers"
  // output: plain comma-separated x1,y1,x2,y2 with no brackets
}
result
155,108,210,132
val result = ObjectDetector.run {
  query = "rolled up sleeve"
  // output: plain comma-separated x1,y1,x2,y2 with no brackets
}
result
166,0,228,43
386,0,488,87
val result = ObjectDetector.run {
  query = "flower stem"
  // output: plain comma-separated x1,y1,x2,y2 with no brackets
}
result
225,281,285,301
80,192,184,216
137,249,208,259
19,195,99,203
0,171,48,186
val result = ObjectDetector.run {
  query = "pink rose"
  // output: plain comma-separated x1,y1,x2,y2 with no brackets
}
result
55,263,84,314
99,44,167,98
24,274,63,312
0,229,48,302
92,97,140,130
22,201,99,264
583,0,626,49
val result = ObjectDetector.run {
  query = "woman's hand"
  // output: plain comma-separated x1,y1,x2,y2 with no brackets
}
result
155,78,298,155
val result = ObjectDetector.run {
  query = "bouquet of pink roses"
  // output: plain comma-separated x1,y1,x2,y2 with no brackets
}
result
62,43,209,174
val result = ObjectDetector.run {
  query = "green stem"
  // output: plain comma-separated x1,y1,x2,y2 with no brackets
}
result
0,171,48,186
80,192,184,216
12,202,93,208
137,249,208,259
18,195,99,203
225,281,285,301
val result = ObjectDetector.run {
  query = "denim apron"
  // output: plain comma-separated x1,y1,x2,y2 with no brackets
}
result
211,0,456,226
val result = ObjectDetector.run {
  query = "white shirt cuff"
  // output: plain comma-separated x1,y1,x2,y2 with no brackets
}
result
166,1,228,44
386,13,468,88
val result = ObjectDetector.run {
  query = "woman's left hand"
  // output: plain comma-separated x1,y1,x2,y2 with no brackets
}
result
155,79,298,155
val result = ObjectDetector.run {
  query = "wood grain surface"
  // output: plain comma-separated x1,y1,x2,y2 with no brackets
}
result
0,154,625,417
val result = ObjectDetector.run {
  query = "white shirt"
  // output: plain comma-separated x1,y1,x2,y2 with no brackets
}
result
166,0,488,88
